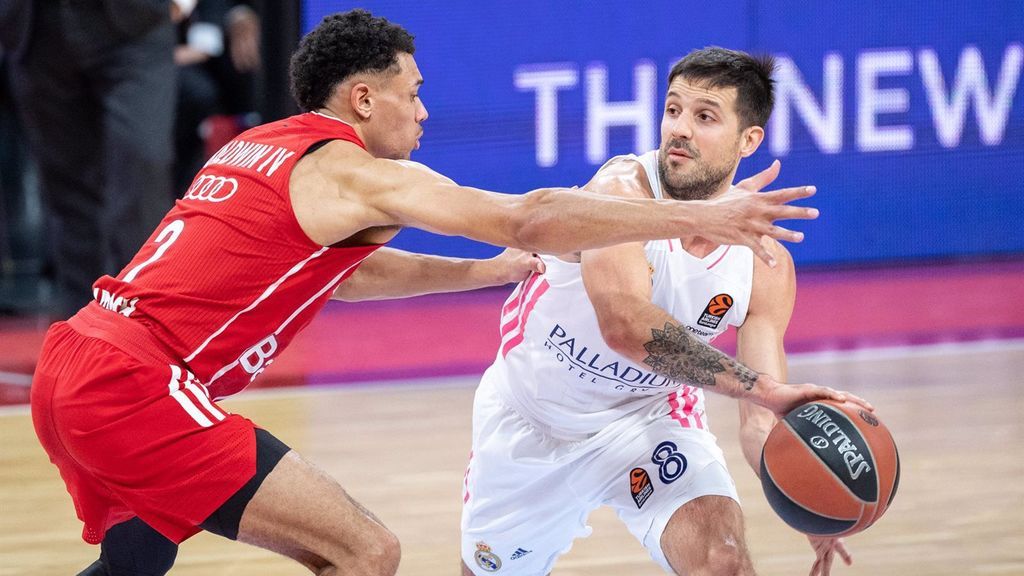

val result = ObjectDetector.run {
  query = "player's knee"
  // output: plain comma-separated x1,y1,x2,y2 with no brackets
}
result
100,518,178,576
324,522,399,576
699,540,752,576
359,526,400,576
101,549,176,576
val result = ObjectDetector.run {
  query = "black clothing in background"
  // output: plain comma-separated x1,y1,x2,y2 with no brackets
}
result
1,0,177,318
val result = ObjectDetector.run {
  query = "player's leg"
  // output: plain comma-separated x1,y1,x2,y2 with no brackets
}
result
660,495,755,576
73,425,399,576
31,324,176,576
608,416,749,575
76,517,179,576
222,434,401,575
460,379,592,576
36,322,397,576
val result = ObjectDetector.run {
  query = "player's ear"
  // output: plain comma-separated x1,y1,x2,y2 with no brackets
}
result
349,82,373,121
739,125,764,158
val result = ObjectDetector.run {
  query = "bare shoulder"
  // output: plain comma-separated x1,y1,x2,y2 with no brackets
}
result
291,139,380,194
288,140,393,246
583,155,653,199
301,142,459,201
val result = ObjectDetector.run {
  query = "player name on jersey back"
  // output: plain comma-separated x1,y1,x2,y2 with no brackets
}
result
201,140,296,178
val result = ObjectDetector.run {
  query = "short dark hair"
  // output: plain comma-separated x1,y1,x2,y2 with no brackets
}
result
667,47,776,129
290,10,416,112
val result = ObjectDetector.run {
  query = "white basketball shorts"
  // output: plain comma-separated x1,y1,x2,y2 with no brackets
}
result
461,379,739,574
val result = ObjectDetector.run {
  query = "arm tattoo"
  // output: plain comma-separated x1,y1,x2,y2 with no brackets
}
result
725,357,759,391
643,322,759,392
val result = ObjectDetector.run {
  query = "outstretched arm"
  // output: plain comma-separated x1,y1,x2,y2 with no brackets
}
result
332,248,543,302
292,143,818,265
368,158,818,265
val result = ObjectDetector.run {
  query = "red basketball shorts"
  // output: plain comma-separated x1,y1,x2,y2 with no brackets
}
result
30,304,258,545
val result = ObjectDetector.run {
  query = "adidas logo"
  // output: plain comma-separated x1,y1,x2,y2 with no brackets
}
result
510,548,532,560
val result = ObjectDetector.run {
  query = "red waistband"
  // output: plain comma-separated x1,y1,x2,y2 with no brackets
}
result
67,302,182,367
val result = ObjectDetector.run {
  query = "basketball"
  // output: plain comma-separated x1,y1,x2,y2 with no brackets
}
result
760,400,900,537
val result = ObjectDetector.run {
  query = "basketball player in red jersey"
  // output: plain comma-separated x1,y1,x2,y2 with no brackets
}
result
32,10,829,576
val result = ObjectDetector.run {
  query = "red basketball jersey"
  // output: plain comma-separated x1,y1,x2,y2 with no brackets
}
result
92,112,381,399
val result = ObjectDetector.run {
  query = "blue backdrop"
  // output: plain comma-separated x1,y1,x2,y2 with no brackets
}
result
302,1,1024,265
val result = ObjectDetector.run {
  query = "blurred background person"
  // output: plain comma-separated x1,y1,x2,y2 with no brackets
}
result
0,0,188,319
0,48,41,315
173,0,262,194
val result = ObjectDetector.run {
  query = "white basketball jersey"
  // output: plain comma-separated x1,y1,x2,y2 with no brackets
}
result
485,151,755,440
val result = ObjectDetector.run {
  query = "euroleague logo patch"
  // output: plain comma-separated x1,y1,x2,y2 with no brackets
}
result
629,467,654,509
697,293,734,329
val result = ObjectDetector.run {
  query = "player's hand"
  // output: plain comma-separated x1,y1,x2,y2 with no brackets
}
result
702,160,818,267
755,376,874,420
807,535,853,576
488,248,545,285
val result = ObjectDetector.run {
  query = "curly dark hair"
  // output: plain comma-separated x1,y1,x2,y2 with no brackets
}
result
668,47,776,129
290,10,416,112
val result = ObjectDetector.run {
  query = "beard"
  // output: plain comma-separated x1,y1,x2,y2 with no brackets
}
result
657,139,737,201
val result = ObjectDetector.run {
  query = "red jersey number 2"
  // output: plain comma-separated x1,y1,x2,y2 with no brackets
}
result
122,220,185,283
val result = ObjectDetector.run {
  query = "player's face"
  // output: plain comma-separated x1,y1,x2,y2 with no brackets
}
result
365,52,429,160
657,78,754,201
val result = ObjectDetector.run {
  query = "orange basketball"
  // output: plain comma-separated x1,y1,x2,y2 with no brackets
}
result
760,400,900,537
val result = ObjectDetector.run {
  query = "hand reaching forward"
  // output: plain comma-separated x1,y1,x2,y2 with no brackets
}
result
704,160,819,267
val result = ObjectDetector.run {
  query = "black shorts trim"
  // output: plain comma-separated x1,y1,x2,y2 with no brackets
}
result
199,428,290,540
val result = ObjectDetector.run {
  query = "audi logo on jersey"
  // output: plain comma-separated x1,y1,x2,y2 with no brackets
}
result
183,174,238,202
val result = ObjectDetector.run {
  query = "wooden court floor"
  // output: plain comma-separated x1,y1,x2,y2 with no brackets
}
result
1,342,1022,575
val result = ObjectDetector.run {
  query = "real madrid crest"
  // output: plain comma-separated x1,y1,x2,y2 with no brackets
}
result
474,541,502,572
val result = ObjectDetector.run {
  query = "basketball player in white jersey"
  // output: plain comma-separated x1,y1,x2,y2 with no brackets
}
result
460,47,867,576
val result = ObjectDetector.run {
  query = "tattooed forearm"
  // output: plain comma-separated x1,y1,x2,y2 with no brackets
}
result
725,357,759,391
642,322,759,393
642,323,724,387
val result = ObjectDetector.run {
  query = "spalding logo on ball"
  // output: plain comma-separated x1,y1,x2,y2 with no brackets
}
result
760,400,900,537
